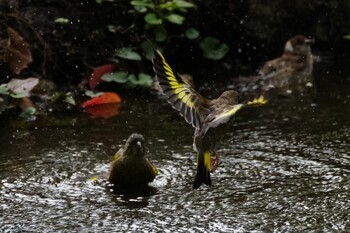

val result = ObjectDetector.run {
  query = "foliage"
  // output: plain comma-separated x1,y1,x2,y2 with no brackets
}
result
54,18,69,24
101,71,153,88
129,0,196,43
89,64,117,90
117,0,229,62
185,28,200,40
115,48,142,61
0,27,33,75
199,37,229,60
131,0,195,26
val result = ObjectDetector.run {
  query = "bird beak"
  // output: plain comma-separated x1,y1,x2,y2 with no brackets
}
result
136,141,142,148
304,38,315,44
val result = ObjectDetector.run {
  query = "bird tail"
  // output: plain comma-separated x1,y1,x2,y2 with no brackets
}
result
193,149,212,189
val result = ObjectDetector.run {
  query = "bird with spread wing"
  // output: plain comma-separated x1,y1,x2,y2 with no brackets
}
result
152,49,266,189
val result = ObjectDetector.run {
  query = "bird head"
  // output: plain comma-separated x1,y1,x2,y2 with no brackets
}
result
217,90,239,105
284,35,313,56
125,133,145,157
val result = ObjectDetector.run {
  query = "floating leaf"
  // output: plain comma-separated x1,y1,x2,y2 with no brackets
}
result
185,28,199,40
80,92,122,108
7,77,39,94
5,27,33,75
89,64,117,90
84,103,121,119
145,13,162,25
200,37,229,60
101,71,129,83
166,14,185,25
115,47,142,61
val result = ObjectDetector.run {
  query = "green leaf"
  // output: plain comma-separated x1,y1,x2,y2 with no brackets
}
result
160,0,195,11
141,41,154,60
128,73,153,87
101,72,129,83
145,13,162,25
166,14,185,25
134,6,148,13
137,73,153,87
19,107,36,118
85,90,104,98
131,0,154,8
10,92,29,99
107,25,117,33
115,48,142,61
200,37,229,60
64,92,76,105
174,0,195,8
159,2,177,11
343,35,350,40
154,27,167,42
185,28,199,40
54,17,69,24
0,84,8,95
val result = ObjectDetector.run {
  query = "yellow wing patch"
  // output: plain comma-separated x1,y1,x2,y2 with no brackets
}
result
152,164,158,176
217,104,243,120
153,49,204,128
246,96,268,106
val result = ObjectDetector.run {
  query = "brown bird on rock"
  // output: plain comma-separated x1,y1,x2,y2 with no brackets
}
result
233,35,315,98
259,35,314,94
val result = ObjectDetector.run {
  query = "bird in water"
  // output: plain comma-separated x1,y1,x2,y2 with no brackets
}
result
234,35,315,98
108,133,158,188
152,49,266,189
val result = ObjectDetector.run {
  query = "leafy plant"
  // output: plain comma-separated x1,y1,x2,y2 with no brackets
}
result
130,0,196,42
185,28,200,40
199,37,229,60
101,71,153,88
115,47,142,61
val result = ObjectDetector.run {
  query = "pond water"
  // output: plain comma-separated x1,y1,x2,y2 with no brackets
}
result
1,61,350,232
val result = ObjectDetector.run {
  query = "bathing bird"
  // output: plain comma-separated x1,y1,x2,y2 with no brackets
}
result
108,133,157,187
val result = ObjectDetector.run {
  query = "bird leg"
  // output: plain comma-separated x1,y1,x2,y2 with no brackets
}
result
211,152,219,172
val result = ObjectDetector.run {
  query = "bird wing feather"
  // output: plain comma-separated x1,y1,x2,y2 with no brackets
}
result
153,49,207,128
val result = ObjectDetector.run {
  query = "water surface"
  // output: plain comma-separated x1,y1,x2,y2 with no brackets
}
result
1,61,350,232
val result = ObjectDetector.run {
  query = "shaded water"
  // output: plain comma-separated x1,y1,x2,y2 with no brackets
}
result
1,62,350,232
